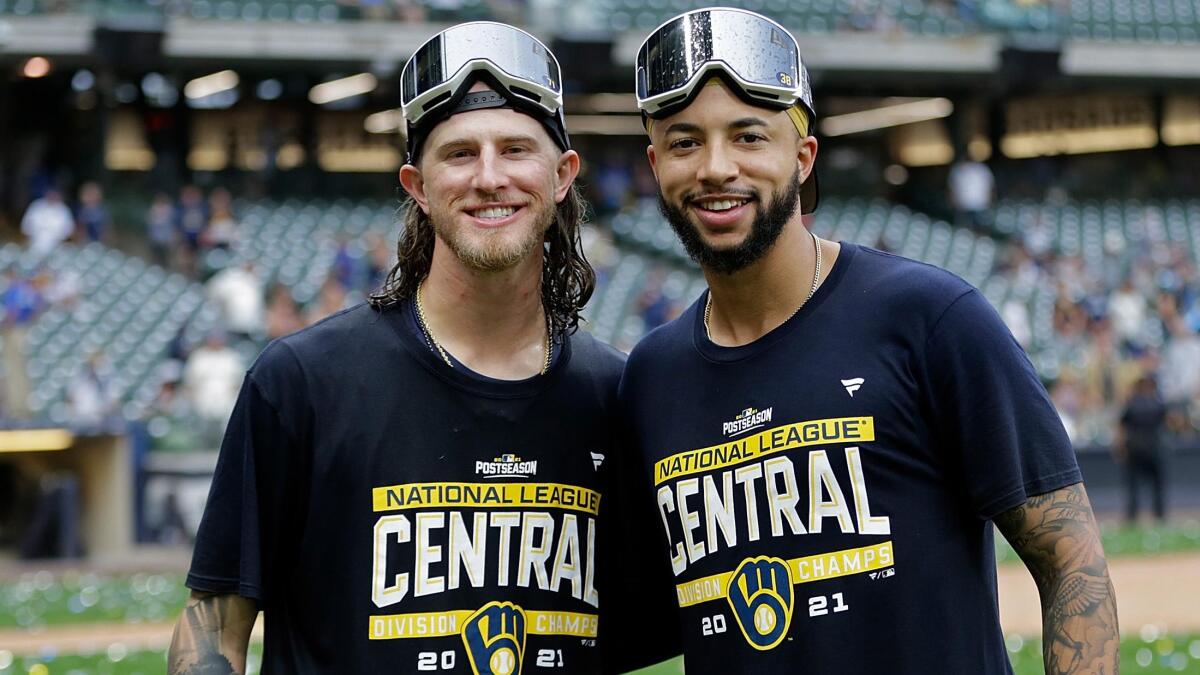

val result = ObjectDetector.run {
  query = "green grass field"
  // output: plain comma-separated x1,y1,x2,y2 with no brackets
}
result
1,520,1197,673
995,519,1200,564
2,636,1199,675
0,572,187,629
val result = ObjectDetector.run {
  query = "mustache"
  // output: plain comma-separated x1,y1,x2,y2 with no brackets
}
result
682,189,758,205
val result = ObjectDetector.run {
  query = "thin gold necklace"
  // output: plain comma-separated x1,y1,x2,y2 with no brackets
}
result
704,229,823,341
414,284,552,375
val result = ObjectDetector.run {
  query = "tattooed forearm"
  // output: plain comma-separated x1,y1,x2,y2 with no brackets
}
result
994,483,1119,675
168,591,258,675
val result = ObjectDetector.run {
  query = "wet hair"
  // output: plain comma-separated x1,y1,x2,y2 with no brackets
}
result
367,184,595,336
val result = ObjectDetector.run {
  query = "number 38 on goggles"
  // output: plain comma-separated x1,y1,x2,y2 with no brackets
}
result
634,7,815,122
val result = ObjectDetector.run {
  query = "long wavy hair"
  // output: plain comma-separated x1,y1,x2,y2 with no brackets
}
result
368,183,595,336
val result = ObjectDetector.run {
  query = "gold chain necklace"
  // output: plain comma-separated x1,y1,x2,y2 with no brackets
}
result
704,229,823,340
414,284,552,375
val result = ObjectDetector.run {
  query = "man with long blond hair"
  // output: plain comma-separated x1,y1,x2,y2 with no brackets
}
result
170,22,675,674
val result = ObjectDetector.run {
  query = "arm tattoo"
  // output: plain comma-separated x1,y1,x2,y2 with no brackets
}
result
994,483,1119,675
168,591,258,675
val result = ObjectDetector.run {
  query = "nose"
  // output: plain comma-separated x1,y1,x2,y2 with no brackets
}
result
696,141,738,187
472,146,508,193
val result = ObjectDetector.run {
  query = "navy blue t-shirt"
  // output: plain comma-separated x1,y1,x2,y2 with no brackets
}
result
187,301,676,674
618,243,1080,674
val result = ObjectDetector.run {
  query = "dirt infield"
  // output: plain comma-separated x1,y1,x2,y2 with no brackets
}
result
2,553,1196,656
997,551,1200,636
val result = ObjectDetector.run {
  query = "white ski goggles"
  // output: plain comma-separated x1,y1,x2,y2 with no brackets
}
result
401,22,568,161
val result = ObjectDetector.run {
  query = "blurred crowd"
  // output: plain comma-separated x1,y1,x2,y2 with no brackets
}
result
4,182,397,445
8,172,1200,461
143,187,396,444
992,224,1200,453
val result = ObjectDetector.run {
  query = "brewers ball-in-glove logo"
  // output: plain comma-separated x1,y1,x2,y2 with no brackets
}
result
462,602,527,675
727,556,794,650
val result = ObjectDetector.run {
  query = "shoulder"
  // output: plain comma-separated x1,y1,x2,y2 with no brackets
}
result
568,329,626,373
849,245,974,304
840,244,978,331
622,301,699,389
562,330,627,398
249,303,386,392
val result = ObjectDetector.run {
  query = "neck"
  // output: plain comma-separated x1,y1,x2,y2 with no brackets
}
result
703,217,838,346
419,239,549,379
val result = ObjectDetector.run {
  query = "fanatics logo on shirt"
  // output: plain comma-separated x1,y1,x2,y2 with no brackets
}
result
841,378,865,397
475,453,539,478
722,407,774,438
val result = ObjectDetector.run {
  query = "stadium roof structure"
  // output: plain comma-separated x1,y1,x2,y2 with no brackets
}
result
2,0,1200,80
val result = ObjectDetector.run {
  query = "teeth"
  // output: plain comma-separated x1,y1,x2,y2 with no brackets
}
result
699,199,747,212
475,206,516,219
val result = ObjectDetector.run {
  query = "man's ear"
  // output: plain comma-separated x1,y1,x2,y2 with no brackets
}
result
399,164,430,214
797,136,819,183
553,149,582,203
646,144,658,181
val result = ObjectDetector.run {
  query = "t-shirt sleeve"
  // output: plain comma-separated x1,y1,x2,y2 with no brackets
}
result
923,289,1081,520
603,383,683,673
186,355,305,602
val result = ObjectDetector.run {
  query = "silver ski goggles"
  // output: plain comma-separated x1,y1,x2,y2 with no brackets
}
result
401,21,569,163
635,7,814,122
635,8,819,213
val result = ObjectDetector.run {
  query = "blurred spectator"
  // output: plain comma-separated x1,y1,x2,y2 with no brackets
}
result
1109,278,1146,348
393,0,428,21
66,353,117,427
1159,318,1200,406
845,0,879,30
206,260,265,340
149,378,191,420
75,181,111,244
202,187,238,251
177,185,208,254
948,158,994,231
1000,298,1031,348
41,267,81,308
19,189,74,257
265,284,306,340
333,237,366,290
365,233,394,292
182,330,244,424
594,155,633,216
635,269,679,331
1117,374,1168,523
2,269,43,418
1049,374,1081,445
306,276,351,324
153,488,193,546
18,473,83,559
581,224,618,289
146,192,177,269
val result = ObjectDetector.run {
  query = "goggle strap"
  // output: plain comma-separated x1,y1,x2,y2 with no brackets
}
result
405,82,570,164
450,90,510,115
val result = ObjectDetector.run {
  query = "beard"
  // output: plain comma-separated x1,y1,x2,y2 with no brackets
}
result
658,168,802,275
430,198,555,272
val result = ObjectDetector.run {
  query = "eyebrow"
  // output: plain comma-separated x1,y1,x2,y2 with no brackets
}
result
433,138,472,154
663,117,770,136
730,117,769,130
498,134,540,145
433,134,541,154
663,122,702,136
